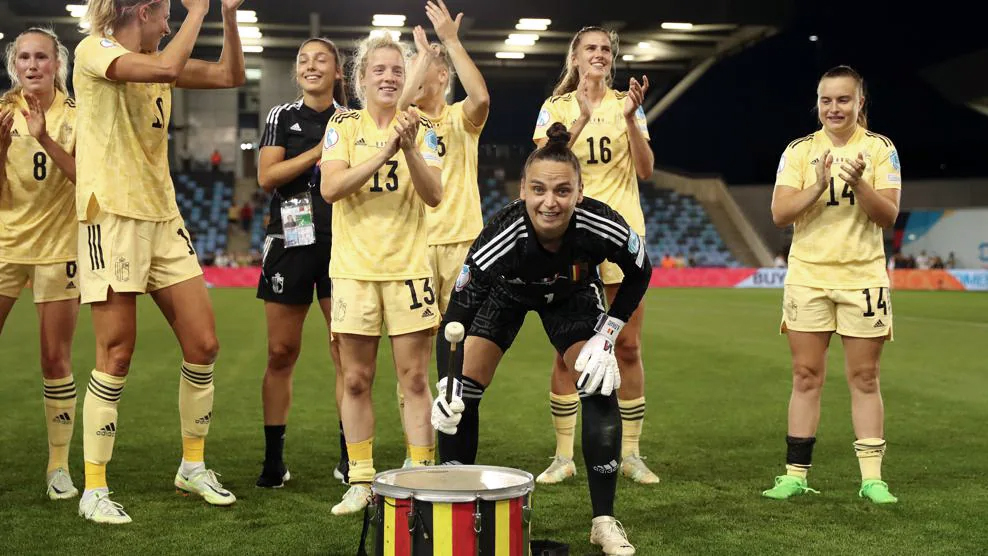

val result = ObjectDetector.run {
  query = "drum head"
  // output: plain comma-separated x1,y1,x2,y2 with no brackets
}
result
373,465,534,503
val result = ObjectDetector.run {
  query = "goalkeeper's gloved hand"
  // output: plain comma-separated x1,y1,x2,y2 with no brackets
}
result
431,377,465,435
575,314,624,396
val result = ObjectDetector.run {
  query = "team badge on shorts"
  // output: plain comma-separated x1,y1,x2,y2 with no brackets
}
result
454,264,472,292
114,257,130,282
272,272,285,294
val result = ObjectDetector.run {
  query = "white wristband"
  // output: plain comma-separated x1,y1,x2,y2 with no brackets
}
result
594,314,625,343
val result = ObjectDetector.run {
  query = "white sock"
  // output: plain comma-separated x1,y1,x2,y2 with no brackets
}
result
180,459,206,476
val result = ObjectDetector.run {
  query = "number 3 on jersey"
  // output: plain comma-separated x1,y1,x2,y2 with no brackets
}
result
370,160,399,192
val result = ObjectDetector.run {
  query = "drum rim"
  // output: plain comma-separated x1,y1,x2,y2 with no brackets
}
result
372,465,534,502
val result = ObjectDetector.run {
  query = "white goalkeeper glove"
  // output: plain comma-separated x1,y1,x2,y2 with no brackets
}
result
431,377,465,435
575,314,624,396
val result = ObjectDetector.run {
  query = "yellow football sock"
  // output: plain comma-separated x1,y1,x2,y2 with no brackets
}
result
43,375,77,473
85,462,107,490
179,361,214,462
409,444,435,466
347,438,375,484
549,392,579,460
854,438,886,481
619,397,646,458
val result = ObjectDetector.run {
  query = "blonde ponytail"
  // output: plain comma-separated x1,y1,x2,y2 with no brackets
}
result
83,0,162,37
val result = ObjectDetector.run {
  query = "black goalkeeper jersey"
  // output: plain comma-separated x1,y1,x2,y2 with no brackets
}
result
450,197,651,322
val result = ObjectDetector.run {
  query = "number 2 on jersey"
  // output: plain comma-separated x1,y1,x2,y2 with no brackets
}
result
151,97,165,129
370,160,399,192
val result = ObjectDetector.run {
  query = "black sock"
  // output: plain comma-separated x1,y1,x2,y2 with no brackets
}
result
786,435,816,467
338,420,348,465
263,424,286,471
438,376,484,465
581,393,621,517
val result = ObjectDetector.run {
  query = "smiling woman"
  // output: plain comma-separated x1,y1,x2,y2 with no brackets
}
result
253,36,348,490
71,0,246,525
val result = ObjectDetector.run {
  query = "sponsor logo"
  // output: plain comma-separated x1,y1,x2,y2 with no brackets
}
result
323,127,339,150
52,412,72,424
454,264,471,291
536,108,550,127
592,459,619,474
96,422,116,437
289,123,303,132
66,281,76,289
422,308,435,319
874,319,886,328
194,411,212,425
355,137,367,146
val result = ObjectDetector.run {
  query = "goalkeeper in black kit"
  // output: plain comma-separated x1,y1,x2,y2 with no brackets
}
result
431,123,651,555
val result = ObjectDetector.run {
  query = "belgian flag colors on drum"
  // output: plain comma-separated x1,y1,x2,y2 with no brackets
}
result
372,466,534,556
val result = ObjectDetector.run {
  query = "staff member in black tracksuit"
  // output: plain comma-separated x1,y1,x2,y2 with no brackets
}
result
432,123,651,555
255,38,348,487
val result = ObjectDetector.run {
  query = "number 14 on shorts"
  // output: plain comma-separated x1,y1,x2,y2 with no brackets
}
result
862,288,888,317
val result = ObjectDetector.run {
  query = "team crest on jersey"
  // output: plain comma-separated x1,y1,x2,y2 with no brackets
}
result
777,154,786,174
323,127,339,150
454,264,471,291
100,39,116,48
889,150,901,171
536,108,550,127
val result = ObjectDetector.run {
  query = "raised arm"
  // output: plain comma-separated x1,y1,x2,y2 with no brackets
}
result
176,0,246,89
426,0,490,127
397,26,433,112
105,0,208,83
623,76,653,180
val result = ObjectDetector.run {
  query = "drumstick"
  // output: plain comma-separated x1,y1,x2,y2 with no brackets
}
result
444,322,465,403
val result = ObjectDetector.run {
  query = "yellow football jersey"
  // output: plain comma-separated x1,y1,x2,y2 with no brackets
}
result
532,88,649,235
73,35,178,222
0,90,77,264
423,101,484,245
775,125,902,289
320,109,443,280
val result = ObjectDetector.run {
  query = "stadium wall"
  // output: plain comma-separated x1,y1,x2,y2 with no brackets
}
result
201,267,988,292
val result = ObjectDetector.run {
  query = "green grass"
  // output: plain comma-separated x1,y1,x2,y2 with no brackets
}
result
1,288,987,555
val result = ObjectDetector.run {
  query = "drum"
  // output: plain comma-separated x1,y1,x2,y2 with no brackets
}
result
370,465,534,556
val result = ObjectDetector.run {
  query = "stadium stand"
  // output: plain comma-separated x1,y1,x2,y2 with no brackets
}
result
173,171,235,258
